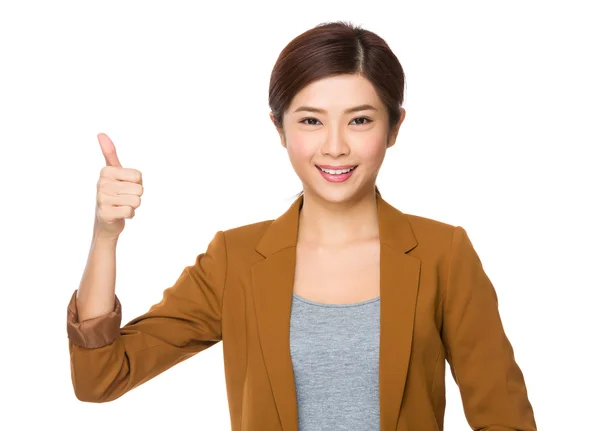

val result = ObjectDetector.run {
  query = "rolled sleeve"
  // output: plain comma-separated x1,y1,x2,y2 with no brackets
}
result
67,290,122,349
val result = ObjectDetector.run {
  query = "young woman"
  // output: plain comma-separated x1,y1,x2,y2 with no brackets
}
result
66,21,537,431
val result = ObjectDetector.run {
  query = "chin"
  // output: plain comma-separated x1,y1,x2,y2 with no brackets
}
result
306,183,367,205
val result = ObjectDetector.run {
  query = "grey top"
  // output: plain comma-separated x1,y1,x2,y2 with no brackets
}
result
289,292,381,431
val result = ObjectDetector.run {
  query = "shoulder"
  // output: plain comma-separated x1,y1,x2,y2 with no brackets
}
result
217,219,276,258
400,211,459,255
404,212,457,236
379,196,458,249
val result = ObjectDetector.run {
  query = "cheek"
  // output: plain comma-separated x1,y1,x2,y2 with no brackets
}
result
356,138,387,165
285,135,314,166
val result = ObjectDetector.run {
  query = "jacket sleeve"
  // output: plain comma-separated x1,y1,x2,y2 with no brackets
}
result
441,226,537,431
66,230,227,402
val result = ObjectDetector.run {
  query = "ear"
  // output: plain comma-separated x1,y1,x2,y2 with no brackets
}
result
386,108,406,149
270,112,287,148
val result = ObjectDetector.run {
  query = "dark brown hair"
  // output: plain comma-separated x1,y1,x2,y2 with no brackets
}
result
268,21,406,197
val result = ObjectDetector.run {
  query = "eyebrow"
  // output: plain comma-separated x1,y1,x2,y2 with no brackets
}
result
293,104,377,114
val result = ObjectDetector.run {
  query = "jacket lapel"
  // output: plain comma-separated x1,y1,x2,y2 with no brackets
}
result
377,197,421,430
252,198,301,431
251,194,420,431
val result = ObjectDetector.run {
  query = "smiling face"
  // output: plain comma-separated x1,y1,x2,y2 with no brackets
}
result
271,73,405,204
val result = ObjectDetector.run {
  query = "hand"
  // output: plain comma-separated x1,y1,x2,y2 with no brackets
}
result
94,133,144,240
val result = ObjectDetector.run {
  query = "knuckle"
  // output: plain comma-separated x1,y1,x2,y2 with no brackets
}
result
100,166,112,177
133,169,142,183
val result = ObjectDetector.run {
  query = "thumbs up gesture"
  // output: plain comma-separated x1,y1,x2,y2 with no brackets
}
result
94,133,144,240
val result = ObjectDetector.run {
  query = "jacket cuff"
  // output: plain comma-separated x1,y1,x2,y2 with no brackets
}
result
66,289,122,348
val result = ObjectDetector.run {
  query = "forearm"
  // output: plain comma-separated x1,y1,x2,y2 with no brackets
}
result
76,230,119,321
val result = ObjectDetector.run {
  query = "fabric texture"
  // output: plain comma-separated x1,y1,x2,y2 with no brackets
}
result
66,194,537,431
290,293,381,430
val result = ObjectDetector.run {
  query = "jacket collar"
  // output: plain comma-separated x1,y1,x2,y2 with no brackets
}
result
255,193,418,256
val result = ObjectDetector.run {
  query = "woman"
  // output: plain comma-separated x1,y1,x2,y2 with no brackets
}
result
66,21,537,431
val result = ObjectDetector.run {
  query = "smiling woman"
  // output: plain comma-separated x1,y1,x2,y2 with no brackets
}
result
67,20,536,431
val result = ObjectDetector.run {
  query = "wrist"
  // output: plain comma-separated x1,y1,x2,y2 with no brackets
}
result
93,231,120,244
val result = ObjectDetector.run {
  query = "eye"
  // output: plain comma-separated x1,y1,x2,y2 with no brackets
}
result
350,117,372,125
298,116,373,126
299,117,321,126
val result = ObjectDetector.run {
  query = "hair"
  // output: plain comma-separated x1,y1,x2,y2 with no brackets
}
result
268,20,406,198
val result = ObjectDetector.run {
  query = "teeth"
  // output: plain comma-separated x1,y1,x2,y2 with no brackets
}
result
320,167,354,174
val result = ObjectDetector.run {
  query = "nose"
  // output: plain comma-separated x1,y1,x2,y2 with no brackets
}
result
320,126,350,157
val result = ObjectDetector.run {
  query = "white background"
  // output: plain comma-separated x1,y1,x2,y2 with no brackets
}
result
1,0,598,429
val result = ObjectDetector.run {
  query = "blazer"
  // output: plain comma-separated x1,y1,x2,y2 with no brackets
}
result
66,194,537,431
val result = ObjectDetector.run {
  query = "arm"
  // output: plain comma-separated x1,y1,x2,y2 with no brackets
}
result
66,230,227,402
76,228,121,322
441,226,537,431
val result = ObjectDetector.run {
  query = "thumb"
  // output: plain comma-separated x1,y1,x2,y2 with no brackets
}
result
97,133,122,167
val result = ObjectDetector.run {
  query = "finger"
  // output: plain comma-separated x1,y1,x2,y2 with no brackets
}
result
99,166,142,184
116,182,144,197
99,194,141,209
98,133,122,167
100,205,135,222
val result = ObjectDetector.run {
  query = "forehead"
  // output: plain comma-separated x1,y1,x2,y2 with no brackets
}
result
288,74,383,112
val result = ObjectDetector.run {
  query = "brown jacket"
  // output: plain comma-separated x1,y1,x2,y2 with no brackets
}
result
66,194,536,430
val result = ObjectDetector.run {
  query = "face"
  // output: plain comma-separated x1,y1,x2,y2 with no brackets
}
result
270,73,405,204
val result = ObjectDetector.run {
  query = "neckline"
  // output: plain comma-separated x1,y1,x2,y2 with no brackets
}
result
292,293,380,308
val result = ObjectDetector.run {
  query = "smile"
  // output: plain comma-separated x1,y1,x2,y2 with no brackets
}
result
317,166,356,174
316,165,357,183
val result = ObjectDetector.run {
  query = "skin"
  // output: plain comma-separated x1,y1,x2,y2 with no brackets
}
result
270,73,407,303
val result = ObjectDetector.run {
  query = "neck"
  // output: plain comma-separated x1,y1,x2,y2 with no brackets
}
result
297,189,380,246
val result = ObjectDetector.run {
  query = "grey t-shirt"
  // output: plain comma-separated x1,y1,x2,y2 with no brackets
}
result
289,293,381,431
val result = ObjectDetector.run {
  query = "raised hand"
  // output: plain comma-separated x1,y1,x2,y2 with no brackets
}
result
94,133,144,240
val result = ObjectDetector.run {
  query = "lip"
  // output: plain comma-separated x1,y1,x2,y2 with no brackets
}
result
316,164,357,183
316,164,357,170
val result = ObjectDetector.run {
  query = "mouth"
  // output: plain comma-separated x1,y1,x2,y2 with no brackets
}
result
315,165,357,182
316,165,357,175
